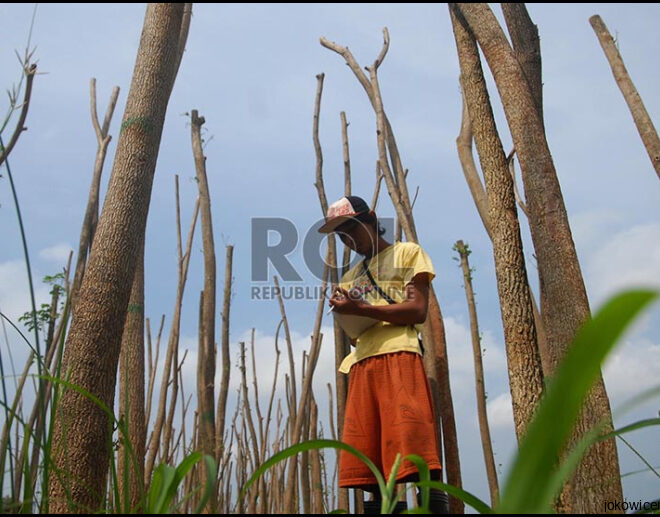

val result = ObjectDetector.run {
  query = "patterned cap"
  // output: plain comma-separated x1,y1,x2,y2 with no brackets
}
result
317,196,370,233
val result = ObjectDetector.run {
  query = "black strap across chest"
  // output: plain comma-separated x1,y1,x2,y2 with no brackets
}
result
362,257,425,355
362,259,396,304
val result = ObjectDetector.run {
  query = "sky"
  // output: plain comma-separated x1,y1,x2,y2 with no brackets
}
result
1,2,660,511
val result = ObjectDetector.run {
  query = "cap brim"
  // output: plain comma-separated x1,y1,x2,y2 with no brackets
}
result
317,215,357,234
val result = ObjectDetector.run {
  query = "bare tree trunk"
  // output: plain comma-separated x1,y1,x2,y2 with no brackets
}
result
456,62,551,378
454,240,499,506
454,4,623,512
450,4,544,440
322,31,463,512
501,4,543,120
309,398,324,514
117,241,145,512
456,92,492,241
340,111,353,275
145,182,199,485
311,71,350,511
590,14,660,180
71,80,120,309
216,244,234,460
0,62,37,168
368,53,464,514
48,4,187,513
283,251,329,513
190,109,217,512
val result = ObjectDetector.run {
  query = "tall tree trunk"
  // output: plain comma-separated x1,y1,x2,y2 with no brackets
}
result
216,244,234,460
368,57,464,513
71,80,120,309
454,241,499,506
453,4,623,512
500,4,543,120
589,14,660,180
145,184,199,484
117,241,146,512
48,4,186,512
450,4,544,440
321,33,463,511
190,109,217,512
311,72,350,511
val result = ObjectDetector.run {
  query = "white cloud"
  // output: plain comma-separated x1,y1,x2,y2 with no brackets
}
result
0,260,51,322
444,316,508,374
572,209,625,252
39,243,74,265
584,223,660,306
487,392,515,430
603,336,660,409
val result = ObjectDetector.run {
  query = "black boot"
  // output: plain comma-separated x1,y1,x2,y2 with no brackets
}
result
363,499,380,515
392,500,408,514
417,489,450,514
363,497,408,514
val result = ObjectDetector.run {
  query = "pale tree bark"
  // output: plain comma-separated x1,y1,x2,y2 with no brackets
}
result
311,71,350,511
190,109,217,512
283,253,329,513
454,241,499,507
117,241,145,512
453,4,623,513
322,30,463,513
450,4,544,440
145,182,199,484
0,62,37,168
309,398,324,514
340,111,353,277
71,80,120,309
590,14,660,180
48,4,187,513
215,244,234,461
369,51,464,514
456,93,492,241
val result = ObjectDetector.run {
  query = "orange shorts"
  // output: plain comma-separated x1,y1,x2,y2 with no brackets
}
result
338,351,442,489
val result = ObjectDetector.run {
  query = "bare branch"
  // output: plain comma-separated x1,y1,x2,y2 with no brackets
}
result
506,149,529,218
0,63,37,168
373,27,390,70
590,14,660,180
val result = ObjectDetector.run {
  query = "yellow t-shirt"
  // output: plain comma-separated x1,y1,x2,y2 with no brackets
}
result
337,241,435,373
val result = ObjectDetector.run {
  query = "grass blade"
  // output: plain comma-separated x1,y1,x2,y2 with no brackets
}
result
498,289,658,514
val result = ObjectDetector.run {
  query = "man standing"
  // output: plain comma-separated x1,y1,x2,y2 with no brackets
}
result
319,195,449,514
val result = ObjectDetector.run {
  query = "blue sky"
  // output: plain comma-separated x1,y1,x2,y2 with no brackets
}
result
1,3,660,510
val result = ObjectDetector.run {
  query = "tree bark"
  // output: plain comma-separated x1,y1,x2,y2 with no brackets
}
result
311,71,350,511
456,92,492,241
145,185,199,484
590,14,660,180
117,241,145,512
322,32,462,511
216,244,234,461
501,4,543,120
71,80,120,310
450,4,544,440
0,63,37,168
454,4,623,512
190,109,217,512
368,58,464,513
454,241,499,506
48,4,186,512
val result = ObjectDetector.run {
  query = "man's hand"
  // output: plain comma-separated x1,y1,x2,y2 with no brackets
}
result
329,286,368,315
